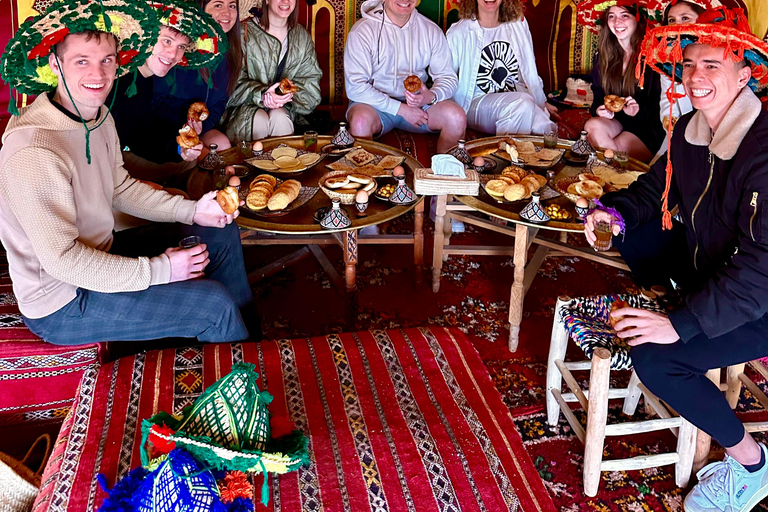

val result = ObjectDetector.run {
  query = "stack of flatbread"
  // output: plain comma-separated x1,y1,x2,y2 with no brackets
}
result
567,173,604,200
248,146,321,173
245,174,301,211
589,165,642,190
326,148,405,177
484,166,548,202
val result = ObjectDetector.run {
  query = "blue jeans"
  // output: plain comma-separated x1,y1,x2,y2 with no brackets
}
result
346,101,436,137
23,222,252,345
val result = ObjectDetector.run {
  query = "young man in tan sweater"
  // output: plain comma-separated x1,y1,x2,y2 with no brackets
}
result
0,0,252,345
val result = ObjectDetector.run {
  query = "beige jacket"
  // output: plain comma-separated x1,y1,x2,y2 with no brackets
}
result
0,94,197,319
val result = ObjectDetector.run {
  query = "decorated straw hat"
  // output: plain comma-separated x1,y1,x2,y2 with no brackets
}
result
146,0,227,69
141,363,309,503
635,7,768,231
0,0,159,99
577,0,665,33
649,0,722,24
637,7,768,97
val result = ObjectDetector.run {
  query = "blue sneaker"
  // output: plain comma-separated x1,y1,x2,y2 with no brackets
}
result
685,444,768,511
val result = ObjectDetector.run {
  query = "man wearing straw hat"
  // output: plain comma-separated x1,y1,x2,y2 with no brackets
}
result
0,0,253,345
585,7,768,510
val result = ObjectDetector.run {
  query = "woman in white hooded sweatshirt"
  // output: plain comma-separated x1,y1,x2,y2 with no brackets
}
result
446,0,556,136
344,0,466,153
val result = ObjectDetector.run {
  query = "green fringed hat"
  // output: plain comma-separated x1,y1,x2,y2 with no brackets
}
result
0,0,159,97
146,0,227,69
141,363,310,477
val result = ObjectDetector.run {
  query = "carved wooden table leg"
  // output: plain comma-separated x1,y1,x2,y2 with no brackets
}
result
432,194,448,293
413,199,424,286
343,229,359,293
508,223,532,352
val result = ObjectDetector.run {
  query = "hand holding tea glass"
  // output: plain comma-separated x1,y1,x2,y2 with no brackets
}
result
166,237,209,282
584,209,621,252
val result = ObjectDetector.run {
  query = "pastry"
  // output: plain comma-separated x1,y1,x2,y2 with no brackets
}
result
503,183,527,202
530,174,548,188
325,176,350,189
609,299,630,329
348,173,372,185
578,173,606,188
403,75,422,93
246,189,270,210
176,124,200,149
521,176,541,197
267,180,300,210
347,148,376,167
252,174,277,188
501,166,526,182
377,155,404,169
604,94,626,113
276,77,297,95
573,179,603,199
216,186,239,215
485,179,509,199
187,102,209,122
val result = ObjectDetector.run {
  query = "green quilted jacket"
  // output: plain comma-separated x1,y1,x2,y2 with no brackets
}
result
223,19,322,141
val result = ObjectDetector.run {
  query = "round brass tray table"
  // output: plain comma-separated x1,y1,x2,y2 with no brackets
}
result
432,135,649,351
188,136,425,293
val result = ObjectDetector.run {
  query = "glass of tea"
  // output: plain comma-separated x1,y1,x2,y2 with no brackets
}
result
303,130,318,152
179,235,201,249
593,220,614,252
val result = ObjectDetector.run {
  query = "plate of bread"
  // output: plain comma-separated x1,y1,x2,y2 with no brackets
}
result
244,144,324,175
480,165,558,203
494,139,564,169
319,170,378,205
325,149,406,178
239,173,318,217
553,164,642,203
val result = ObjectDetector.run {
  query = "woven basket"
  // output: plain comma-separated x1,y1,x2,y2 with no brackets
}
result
319,170,377,205
413,168,480,196
0,434,51,512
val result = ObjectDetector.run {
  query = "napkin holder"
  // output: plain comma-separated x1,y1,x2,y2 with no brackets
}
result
413,168,480,196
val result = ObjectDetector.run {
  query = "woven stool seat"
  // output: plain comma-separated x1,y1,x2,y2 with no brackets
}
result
560,293,664,371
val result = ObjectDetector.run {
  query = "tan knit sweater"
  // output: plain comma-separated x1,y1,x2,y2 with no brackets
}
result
0,94,198,319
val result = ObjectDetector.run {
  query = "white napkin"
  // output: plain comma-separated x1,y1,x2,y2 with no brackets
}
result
431,154,466,178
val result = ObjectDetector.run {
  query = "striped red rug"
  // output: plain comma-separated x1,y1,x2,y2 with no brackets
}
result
33,327,554,512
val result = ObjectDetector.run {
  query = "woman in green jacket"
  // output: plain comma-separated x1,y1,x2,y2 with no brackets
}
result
224,0,322,141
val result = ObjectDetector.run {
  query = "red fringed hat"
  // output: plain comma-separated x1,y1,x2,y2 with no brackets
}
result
635,7,768,229
577,0,665,33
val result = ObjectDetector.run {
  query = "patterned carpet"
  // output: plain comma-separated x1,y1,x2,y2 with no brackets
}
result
246,212,768,511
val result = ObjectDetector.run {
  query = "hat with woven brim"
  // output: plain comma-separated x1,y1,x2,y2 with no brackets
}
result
635,7,768,231
140,363,309,504
637,7,768,97
0,0,159,98
146,0,227,69
577,0,664,33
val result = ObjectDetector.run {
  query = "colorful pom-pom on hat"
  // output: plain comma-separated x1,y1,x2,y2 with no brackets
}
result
140,363,309,505
635,7,768,230
146,0,227,69
0,0,159,99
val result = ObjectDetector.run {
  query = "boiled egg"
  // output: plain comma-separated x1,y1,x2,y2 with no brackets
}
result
603,149,615,159
228,175,241,188
392,165,405,177
224,165,235,175
576,197,589,209
253,141,263,152
355,190,369,203
473,156,485,167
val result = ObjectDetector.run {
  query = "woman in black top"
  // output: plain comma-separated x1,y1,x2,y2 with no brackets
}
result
584,4,664,162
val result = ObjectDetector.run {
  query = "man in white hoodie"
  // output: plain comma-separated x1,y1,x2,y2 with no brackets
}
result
344,0,466,153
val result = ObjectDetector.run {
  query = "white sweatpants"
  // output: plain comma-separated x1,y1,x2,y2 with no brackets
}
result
467,92,555,136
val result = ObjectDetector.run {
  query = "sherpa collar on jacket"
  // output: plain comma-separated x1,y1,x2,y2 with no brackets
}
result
685,86,762,161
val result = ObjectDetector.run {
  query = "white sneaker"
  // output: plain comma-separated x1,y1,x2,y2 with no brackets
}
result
451,220,465,233
685,444,768,512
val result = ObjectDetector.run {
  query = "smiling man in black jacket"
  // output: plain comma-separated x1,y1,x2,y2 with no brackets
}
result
584,8,768,511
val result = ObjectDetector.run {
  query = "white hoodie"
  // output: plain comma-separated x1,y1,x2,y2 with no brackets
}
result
344,0,458,116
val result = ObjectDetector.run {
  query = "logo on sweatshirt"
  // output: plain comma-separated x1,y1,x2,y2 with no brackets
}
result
477,40,520,94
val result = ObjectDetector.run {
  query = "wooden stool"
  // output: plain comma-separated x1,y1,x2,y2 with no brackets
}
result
693,361,768,472
547,295,697,496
